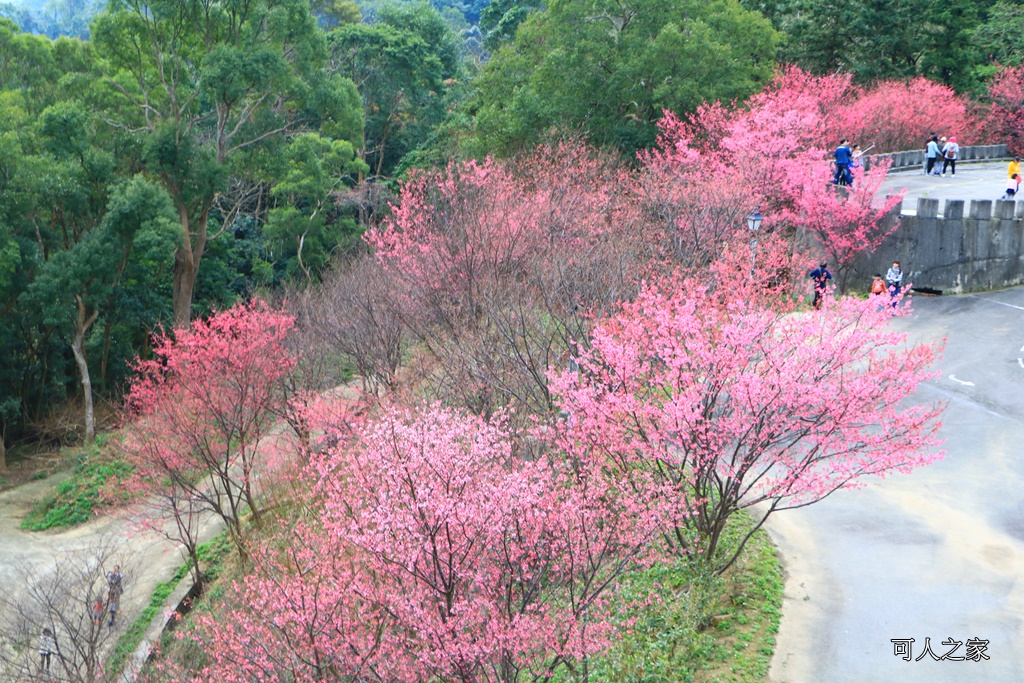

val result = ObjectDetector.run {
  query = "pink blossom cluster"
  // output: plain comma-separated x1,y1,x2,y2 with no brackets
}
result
986,64,1024,155
551,277,943,569
164,404,657,683
648,69,911,291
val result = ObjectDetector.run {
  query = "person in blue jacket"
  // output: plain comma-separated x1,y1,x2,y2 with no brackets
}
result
833,139,854,186
809,262,832,309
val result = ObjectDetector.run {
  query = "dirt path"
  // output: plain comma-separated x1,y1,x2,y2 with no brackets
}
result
0,470,222,680
0,469,195,594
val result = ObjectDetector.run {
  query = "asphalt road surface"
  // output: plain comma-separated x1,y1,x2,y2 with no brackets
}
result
879,160,1017,213
769,286,1024,682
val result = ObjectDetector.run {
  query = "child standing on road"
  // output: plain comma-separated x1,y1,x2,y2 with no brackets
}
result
92,597,104,626
871,273,887,296
1003,174,1020,199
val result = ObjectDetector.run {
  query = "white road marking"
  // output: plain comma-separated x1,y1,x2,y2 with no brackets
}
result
1018,358,1024,369
966,295,1024,311
948,375,975,386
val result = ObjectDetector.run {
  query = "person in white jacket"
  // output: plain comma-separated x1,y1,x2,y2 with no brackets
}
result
885,261,904,308
941,137,960,176
39,628,56,673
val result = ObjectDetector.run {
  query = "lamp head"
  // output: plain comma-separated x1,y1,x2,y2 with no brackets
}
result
747,207,763,232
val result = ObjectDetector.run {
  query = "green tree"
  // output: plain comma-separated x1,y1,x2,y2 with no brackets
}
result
25,176,177,442
311,0,361,27
0,18,61,115
773,0,995,92
469,0,780,156
972,0,1024,76
91,0,364,327
478,0,542,52
328,2,460,177
0,32,65,455
38,0,95,39
0,26,179,451
264,132,368,283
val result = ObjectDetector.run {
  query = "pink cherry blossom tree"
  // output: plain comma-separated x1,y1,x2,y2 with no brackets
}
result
780,159,904,293
840,77,981,153
167,403,657,683
364,143,657,418
677,67,981,157
650,76,906,294
121,301,297,567
986,64,1024,155
551,277,944,573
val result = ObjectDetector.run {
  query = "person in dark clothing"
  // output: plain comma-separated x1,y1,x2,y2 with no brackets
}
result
833,140,853,186
925,136,940,175
809,262,832,309
106,565,123,628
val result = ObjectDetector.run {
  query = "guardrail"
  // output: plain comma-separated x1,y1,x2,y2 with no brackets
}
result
863,144,1010,172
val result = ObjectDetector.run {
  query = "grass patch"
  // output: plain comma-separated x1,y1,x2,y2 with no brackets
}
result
588,514,784,683
105,532,233,679
21,436,134,531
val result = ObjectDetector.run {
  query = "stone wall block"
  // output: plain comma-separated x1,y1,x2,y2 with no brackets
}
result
995,200,1016,220
945,200,965,220
970,200,992,220
917,198,939,218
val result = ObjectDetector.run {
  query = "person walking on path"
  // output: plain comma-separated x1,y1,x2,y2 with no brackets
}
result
926,136,941,175
941,137,960,176
886,261,904,308
809,262,832,310
106,565,123,628
1003,174,1020,199
833,139,854,186
39,627,56,674
91,597,104,626
1009,156,1021,179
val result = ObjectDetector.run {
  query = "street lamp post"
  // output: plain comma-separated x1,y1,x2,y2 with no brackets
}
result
747,207,763,276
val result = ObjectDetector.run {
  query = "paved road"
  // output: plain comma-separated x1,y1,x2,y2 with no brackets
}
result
769,287,1024,682
879,160,1018,214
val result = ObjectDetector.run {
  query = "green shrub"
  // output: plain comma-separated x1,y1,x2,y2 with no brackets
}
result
21,442,134,531
585,516,783,683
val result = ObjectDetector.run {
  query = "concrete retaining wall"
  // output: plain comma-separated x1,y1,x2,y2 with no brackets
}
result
851,197,1024,294
863,144,1010,172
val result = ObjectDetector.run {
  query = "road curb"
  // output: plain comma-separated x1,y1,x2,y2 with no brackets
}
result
116,574,197,683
